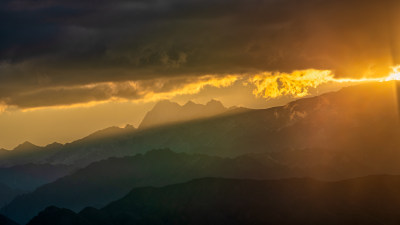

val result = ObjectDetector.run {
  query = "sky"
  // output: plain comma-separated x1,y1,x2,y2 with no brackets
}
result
1,0,400,149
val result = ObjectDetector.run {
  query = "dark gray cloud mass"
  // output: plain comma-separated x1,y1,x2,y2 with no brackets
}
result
1,0,400,108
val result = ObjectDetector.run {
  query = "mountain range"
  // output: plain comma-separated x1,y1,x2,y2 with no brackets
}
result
0,142,63,167
0,99,235,167
10,82,398,168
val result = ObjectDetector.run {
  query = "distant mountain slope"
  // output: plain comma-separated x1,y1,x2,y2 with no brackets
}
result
12,142,41,152
139,99,227,129
27,175,400,225
0,125,137,167
0,142,62,167
0,183,23,207
78,125,136,142
0,164,75,191
3,149,294,224
0,214,19,225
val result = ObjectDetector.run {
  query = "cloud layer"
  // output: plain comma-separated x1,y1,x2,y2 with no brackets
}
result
1,0,400,108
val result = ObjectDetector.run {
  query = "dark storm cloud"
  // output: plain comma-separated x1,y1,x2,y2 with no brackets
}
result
6,82,142,108
1,0,399,108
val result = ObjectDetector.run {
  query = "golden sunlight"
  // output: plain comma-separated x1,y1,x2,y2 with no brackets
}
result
249,69,334,99
248,66,400,99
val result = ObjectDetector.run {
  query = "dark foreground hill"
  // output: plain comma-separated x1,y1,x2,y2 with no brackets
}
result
0,214,18,225
28,175,400,225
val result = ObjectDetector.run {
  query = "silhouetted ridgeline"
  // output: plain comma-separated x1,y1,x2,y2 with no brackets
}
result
27,175,400,225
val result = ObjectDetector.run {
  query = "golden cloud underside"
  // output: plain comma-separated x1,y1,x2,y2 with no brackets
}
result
7,75,239,112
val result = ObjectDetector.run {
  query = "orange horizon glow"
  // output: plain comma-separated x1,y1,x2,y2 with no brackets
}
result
1,66,400,150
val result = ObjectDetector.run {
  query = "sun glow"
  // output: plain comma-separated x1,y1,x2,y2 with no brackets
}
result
249,69,335,99
383,65,400,81
249,65,400,99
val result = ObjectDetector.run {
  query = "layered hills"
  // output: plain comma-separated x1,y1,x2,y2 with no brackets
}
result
6,141,400,224
3,149,293,224
28,175,400,225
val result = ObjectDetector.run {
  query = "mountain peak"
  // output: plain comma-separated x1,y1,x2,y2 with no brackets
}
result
85,126,126,140
153,100,180,108
206,99,225,108
13,141,40,151
183,100,197,107
139,99,228,129
124,124,135,130
45,142,63,149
